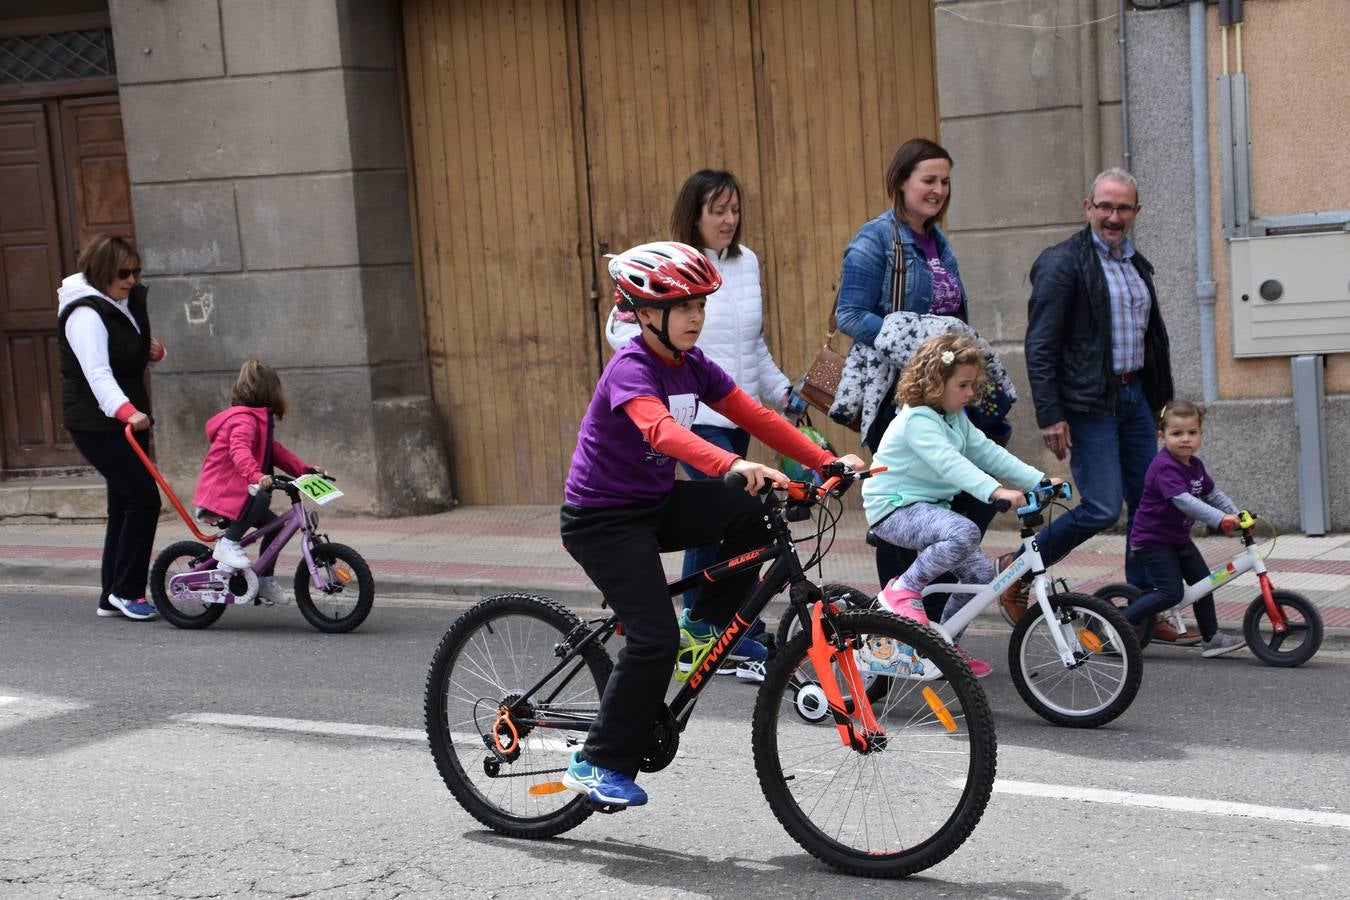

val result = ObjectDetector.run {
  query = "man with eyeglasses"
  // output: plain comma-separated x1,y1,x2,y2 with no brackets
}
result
1004,168,1182,637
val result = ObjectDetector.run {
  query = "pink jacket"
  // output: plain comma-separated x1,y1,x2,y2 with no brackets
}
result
192,406,308,518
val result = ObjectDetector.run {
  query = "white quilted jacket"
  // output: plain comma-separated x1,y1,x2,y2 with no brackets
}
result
605,245,791,429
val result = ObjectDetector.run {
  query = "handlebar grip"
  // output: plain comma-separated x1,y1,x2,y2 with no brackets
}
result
723,471,747,491
993,499,1012,513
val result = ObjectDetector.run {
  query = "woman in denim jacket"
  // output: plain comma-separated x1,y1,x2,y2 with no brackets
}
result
836,138,996,617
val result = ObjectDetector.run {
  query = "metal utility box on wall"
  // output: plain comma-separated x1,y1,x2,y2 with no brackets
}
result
1230,231,1350,357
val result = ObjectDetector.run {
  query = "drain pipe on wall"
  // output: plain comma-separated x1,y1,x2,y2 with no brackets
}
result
1118,0,1131,170
1190,0,1219,402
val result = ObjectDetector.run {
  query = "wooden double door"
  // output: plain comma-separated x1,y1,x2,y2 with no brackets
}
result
0,94,134,472
402,0,937,504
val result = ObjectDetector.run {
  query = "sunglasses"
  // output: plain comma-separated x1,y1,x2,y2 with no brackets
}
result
117,267,142,280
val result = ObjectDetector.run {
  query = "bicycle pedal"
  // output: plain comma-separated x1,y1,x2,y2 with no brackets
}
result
586,800,627,814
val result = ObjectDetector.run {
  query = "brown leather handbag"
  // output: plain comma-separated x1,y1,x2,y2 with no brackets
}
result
798,228,906,431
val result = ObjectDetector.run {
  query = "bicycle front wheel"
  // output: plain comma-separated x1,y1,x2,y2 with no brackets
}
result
753,610,996,878
1243,590,1322,667
425,593,613,839
1010,593,1142,728
294,542,374,633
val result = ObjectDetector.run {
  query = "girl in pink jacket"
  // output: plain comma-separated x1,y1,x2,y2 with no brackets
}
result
192,360,320,605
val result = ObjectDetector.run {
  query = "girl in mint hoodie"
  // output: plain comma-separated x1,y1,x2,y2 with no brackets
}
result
861,334,1050,676
192,359,321,605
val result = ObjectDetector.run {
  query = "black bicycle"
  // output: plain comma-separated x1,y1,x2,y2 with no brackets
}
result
425,466,998,878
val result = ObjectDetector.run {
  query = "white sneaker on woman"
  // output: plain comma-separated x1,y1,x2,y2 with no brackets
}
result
212,537,250,569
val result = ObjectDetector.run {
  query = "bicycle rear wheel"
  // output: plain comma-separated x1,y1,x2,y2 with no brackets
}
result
425,593,613,839
150,540,227,629
1009,593,1142,728
753,610,996,878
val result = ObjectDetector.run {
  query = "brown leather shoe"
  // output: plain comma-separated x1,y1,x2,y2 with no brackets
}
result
1151,617,1203,646
996,552,1030,624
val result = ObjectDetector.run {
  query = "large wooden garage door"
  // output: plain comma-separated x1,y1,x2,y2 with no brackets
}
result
402,0,937,504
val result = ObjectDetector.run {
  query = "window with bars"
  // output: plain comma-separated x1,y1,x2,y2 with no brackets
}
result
0,29,117,85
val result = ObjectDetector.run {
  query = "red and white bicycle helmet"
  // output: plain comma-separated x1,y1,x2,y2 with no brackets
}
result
608,241,722,312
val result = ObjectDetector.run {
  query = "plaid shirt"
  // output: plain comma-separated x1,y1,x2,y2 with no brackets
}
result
1092,232,1151,374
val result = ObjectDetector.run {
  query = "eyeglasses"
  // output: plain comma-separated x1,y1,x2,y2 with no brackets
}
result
117,267,142,280
1088,200,1138,216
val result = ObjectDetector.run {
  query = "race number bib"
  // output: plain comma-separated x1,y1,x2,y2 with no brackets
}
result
668,393,698,428
293,473,344,505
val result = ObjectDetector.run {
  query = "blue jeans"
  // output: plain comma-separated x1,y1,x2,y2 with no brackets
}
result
680,424,752,610
1124,541,1218,641
1035,379,1157,588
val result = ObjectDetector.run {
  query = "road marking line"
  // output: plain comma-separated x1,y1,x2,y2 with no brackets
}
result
0,696,20,705
993,778,1350,830
176,712,579,754
178,713,424,742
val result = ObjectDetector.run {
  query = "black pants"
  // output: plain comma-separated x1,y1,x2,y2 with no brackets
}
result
69,428,161,603
560,480,767,775
1124,541,1218,640
221,492,280,576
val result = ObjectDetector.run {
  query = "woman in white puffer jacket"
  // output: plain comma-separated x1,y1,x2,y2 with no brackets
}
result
607,170,799,623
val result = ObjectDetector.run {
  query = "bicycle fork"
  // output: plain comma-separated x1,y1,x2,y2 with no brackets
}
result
806,601,881,752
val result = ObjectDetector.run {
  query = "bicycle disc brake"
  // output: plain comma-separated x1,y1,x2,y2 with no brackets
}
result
639,706,680,773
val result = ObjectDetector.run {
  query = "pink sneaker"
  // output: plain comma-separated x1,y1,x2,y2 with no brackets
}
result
878,581,929,625
956,644,992,678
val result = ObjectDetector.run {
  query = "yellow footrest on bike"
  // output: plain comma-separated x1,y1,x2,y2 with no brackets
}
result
675,630,716,683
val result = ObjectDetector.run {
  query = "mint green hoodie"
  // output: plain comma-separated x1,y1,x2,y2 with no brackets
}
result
862,404,1044,525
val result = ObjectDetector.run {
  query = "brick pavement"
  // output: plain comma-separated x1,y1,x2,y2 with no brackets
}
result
2,504,1347,633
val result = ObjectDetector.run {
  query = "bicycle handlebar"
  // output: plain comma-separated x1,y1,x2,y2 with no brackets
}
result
247,471,337,496
722,464,887,502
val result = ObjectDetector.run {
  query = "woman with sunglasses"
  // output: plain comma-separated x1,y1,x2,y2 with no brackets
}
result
57,234,165,621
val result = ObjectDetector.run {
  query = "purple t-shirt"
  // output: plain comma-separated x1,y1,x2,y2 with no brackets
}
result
1130,447,1215,547
912,230,963,316
564,337,736,507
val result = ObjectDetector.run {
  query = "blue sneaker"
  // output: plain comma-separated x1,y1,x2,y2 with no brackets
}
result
108,594,159,621
562,752,648,807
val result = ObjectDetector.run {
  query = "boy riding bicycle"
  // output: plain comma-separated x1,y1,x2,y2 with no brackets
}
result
560,241,863,808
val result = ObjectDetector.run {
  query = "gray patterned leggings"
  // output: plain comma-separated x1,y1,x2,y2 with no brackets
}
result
871,501,995,622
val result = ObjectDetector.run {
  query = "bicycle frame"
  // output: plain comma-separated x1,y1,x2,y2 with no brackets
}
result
921,534,1085,667
504,482,883,753
1157,535,1288,633
173,486,338,598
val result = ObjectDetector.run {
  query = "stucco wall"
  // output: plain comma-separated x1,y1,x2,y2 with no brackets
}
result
1207,0,1350,399
938,0,1348,530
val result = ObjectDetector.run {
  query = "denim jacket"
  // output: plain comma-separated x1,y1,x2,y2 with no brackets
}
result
835,209,968,348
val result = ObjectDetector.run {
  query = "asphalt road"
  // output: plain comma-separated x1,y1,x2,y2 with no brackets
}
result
2,587,1348,898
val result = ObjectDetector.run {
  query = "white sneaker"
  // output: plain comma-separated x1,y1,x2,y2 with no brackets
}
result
256,576,288,607
735,660,767,683
211,537,250,569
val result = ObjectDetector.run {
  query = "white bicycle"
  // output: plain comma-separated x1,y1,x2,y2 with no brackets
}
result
781,482,1143,728
1093,510,1323,667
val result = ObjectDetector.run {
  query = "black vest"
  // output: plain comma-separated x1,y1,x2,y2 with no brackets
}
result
58,282,153,433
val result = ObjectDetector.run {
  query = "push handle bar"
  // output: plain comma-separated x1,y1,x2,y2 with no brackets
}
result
123,423,218,543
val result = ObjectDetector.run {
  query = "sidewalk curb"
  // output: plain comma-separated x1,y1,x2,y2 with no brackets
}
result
7,559,1348,647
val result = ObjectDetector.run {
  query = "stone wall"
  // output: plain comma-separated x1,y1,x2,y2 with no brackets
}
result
109,0,451,515
936,0,1122,482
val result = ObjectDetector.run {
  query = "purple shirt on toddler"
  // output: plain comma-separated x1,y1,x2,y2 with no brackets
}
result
1130,447,1214,547
564,337,735,508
